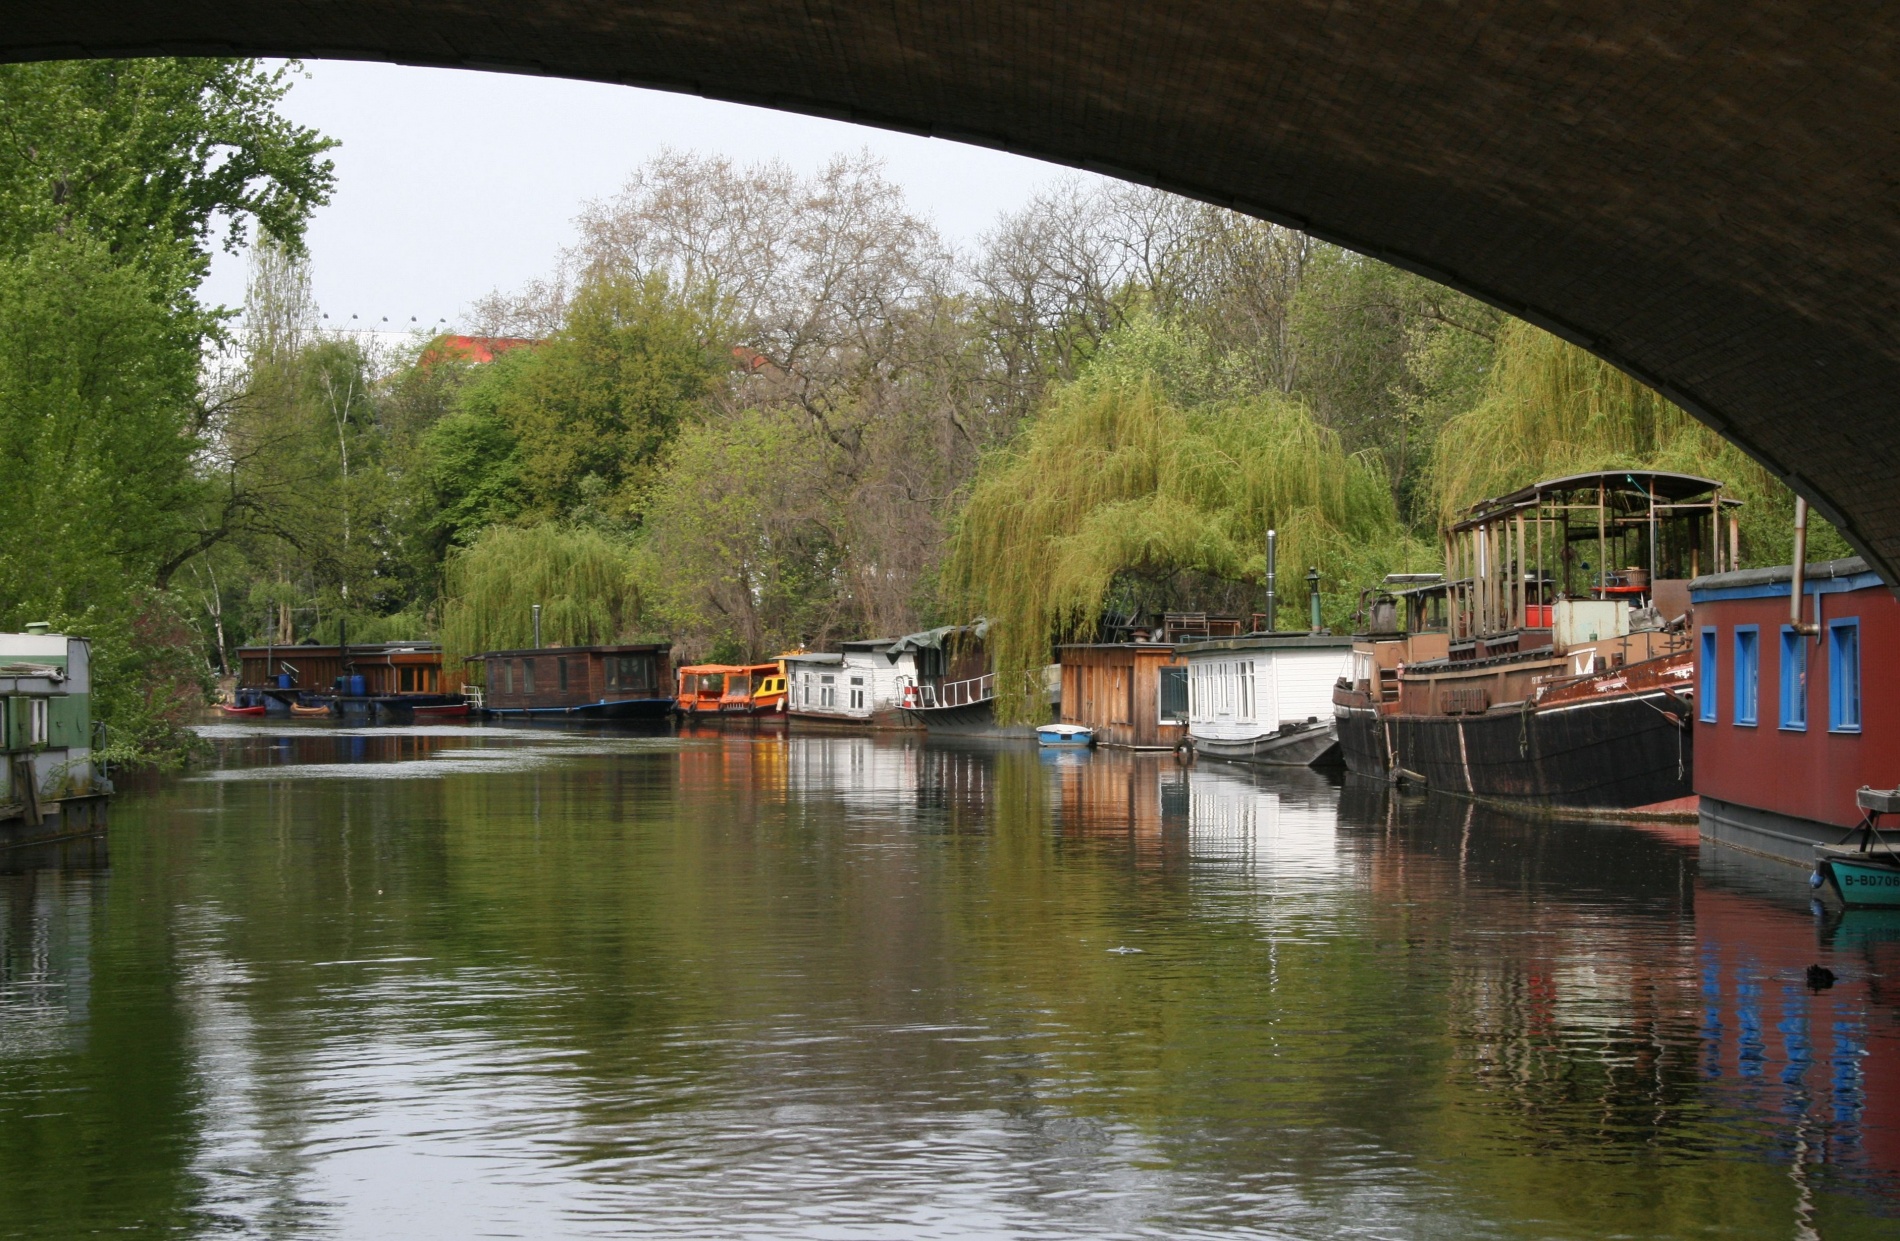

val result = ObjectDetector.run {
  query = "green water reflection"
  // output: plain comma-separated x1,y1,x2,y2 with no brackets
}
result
0,723,1894,1238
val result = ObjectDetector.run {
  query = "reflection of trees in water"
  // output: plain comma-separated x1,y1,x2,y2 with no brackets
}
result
13,739,1891,1235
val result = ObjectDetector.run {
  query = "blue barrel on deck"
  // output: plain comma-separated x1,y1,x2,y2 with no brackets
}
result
349,674,366,697
278,673,293,688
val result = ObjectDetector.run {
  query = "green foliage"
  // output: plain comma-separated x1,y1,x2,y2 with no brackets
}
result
422,358,530,548
0,60,334,765
0,58,335,313
475,275,728,522
439,524,644,671
633,408,848,659
1430,321,1849,567
945,318,1427,719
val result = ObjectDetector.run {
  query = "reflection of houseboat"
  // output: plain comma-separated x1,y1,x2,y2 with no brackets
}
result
1178,632,1353,766
1056,643,1187,750
675,663,787,717
785,641,922,729
2,627,111,848
1368,472,1738,814
236,641,465,717
479,643,673,719
1690,555,1898,865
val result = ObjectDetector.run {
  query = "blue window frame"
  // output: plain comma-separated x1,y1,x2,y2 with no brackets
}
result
1779,626,1807,730
1732,627,1759,726
1699,627,1718,723
1829,618,1862,733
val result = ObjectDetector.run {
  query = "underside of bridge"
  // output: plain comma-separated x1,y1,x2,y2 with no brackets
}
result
13,4,1900,580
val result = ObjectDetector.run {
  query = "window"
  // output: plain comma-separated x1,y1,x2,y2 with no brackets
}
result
523,659,536,695
1732,627,1758,726
28,698,48,747
850,675,865,711
607,655,654,693
1829,618,1861,732
821,674,835,707
502,660,514,695
1159,666,1188,724
1238,660,1255,722
1698,627,1717,723
558,658,570,691
1779,627,1807,731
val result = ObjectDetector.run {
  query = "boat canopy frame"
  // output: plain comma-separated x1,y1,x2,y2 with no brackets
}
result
1445,470,1742,641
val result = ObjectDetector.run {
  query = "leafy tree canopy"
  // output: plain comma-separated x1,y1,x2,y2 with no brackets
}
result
0,58,336,312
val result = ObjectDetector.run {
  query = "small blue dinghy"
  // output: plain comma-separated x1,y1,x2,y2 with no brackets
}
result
1036,723,1095,748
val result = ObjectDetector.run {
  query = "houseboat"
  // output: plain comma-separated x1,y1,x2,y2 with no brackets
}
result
886,622,1057,737
785,641,922,728
1055,642,1187,750
1365,471,1739,814
479,643,674,719
2,626,111,848
1332,576,1449,776
236,641,465,717
1178,632,1354,766
675,662,787,717
1689,553,1897,866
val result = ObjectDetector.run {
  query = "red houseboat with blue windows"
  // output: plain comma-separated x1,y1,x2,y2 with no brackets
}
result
1691,555,1895,873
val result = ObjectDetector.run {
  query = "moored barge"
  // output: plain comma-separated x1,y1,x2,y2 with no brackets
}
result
478,643,674,719
1342,471,1739,816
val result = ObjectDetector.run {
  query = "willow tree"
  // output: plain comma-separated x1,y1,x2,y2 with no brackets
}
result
439,524,642,672
1430,320,1849,566
944,358,1420,719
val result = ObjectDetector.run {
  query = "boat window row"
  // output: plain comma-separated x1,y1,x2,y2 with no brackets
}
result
1189,660,1256,722
1698,619,1860,733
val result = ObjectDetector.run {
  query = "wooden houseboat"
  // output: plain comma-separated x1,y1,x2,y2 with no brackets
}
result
1332,576,1450,776
479,643,674,719
1689,554,1898,865
236,641,465,716
675,663,787,717
1362,471,1739,814
1178,632,1354,766
784,641,923,728
1,626,111,848
1056,643,1187,750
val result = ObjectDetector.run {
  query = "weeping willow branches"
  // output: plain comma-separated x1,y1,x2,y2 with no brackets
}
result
439,524,643,669
1429,320,1845,564
944,355,1422,719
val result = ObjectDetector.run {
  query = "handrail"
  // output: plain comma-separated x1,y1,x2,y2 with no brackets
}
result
910,672,996,710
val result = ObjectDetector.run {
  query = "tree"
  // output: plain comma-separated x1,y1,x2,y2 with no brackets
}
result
439,524,644,668
1429,320,1849,567
0,58,336,314
944,315,1424,719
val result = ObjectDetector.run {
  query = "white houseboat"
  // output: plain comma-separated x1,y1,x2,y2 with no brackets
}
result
1178,632,1355,766
785,640,922,729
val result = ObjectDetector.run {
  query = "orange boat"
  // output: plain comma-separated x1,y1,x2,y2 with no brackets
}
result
675,663,788,716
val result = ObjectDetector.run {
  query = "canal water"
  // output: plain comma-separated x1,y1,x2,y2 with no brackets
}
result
1,722,1895,1239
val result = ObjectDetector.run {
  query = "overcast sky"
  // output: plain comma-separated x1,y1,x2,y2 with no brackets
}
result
201,60,1079,334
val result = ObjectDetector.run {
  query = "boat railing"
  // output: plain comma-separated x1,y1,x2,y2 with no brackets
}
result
912,673,996,710
464,685,485,709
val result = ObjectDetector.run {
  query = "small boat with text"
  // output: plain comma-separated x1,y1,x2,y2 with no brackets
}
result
1814,788,1900,909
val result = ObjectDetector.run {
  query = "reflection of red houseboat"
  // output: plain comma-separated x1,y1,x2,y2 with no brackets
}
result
1691,556,1898,865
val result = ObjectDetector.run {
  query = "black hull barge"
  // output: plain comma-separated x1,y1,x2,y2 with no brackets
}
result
1392,683,1694,814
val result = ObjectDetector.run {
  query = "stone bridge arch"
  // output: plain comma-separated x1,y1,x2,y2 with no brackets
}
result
16,3,1900,577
